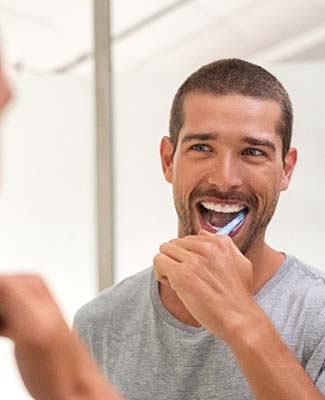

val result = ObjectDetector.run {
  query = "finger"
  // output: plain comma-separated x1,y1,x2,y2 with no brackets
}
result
167,236,219,258
199,229,214,236
159,241,192,263
153,253,178,288
183,232,234,249
157,275,170,287
185,233,223,242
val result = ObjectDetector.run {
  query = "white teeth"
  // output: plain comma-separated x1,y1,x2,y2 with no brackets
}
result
211,225,221,230
201,201,246,213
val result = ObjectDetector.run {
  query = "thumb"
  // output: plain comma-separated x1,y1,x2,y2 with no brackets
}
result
199,229,214,236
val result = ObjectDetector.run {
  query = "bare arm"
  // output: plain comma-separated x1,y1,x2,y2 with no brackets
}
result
154,233,324,399
0,275,122,400
226,299,323,399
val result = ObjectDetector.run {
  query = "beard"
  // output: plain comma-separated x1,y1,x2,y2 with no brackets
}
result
173,185,280,255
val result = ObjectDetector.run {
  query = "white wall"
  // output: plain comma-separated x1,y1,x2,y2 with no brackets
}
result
1,53,324,400
113,62,325,282
266,63,325,261
1,72,97,399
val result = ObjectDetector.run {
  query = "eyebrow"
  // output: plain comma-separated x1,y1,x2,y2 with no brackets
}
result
181,133,218,144
241,136,276,152
181,132,277,153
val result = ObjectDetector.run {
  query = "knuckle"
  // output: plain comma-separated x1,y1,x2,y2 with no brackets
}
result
199,241,217,261
158,243,165,252
203,242,214,253
218,235,231,249
153,268,160,280
153,254,161,265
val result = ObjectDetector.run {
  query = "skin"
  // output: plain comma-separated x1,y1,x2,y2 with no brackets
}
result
154,93,325,398
166,93,293,255
0,64,121,400
0,61,11,109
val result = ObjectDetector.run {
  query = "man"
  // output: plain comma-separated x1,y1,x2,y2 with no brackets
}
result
74,59,325,399
0,61,122,399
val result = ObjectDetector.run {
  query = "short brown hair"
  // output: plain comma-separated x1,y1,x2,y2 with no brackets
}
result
169,59,293,160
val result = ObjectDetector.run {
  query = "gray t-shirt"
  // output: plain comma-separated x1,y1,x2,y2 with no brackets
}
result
74,254,325,399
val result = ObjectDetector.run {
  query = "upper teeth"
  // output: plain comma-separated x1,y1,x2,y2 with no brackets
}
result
201,202,246,213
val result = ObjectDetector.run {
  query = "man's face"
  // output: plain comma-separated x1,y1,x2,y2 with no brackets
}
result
160,93,296,254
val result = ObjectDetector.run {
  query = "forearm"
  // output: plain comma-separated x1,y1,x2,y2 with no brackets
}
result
16,330,122,400
225,306,323,400
58,333,122,400
0,275,122,400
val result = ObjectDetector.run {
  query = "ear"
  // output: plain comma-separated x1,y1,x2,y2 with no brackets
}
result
160,136,174,183
280,147,297,191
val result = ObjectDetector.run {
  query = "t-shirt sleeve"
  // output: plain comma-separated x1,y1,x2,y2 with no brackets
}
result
305,335,325,394
72,303,97,352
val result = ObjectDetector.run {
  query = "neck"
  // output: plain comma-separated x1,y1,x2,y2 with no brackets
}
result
158,238,285,328
246,241,285,293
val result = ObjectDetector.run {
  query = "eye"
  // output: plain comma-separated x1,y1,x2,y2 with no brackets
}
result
191,143,211,152
242,148,265,156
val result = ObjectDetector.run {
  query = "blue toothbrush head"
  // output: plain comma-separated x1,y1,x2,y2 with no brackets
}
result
216,209,247,236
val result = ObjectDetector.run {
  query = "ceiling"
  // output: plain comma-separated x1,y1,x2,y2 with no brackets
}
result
0,0,325,75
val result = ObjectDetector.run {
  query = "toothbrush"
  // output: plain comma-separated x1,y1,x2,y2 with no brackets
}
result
216,209,247,236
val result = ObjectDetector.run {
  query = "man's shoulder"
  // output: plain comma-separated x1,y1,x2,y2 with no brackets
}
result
270,254,325,317
286,254,325,291
259,254,325,316
73,267,153,332
293,256,325,306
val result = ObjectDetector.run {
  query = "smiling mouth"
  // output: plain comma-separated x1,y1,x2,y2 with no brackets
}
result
198,201,249,231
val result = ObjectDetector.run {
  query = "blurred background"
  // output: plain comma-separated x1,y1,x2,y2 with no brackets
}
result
1,0,325,397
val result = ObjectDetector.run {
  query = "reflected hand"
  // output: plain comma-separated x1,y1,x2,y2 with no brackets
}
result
0,274,122,400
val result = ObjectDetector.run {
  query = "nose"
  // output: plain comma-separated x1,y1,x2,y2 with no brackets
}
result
207,153,243,192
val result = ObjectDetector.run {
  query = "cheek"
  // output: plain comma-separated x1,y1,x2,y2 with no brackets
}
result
173,173,197,198
172,165,205,208
173,158,203,185
244,165,282,202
